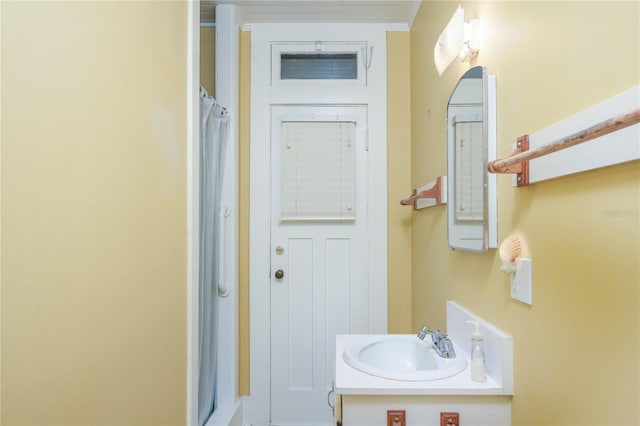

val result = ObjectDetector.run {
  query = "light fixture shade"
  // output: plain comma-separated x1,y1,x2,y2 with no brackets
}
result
459,19,481,62
433,5,465,76
467,19,482,51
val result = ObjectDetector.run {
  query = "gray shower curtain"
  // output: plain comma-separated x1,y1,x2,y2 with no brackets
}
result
198,88,230,426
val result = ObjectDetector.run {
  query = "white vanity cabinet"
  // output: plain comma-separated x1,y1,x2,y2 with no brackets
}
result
334,302,514,426
336,394,510,426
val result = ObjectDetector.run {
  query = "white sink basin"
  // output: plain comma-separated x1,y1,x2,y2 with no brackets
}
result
342,335,467,381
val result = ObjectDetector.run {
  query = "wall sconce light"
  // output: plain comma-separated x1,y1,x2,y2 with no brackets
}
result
433,5,482,75
459,19,481,62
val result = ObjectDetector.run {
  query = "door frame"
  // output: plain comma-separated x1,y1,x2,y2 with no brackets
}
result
187,2,199,423
247,23,388,425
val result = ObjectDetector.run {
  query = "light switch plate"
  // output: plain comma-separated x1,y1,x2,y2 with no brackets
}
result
511,258,532,305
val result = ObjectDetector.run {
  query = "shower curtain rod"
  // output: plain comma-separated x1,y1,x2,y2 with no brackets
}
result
487,108,640,186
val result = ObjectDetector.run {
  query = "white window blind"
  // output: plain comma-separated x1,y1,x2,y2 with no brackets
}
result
454,116,484,221
281,121,356,221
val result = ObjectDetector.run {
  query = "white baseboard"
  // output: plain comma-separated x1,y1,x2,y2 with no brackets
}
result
229,398,244,426
206,398,243,426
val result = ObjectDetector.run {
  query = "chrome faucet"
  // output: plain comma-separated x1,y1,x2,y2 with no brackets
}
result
417,325,457,359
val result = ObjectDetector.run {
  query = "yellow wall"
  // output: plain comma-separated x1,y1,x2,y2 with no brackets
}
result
239,29,252,397
1,2,187,424
386,32,413,334
200,26,216,97
411,2,639,425
237,30,414,395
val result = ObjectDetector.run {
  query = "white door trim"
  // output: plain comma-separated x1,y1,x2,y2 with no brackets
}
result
247,23,388,426
212,4,240,417
187,1,199,424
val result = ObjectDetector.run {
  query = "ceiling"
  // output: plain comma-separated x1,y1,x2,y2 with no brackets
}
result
201,1,422,28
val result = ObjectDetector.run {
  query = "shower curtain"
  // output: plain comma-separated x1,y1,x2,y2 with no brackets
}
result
198,87,230,426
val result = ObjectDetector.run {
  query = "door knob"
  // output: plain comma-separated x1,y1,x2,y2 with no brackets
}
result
274,269,284,279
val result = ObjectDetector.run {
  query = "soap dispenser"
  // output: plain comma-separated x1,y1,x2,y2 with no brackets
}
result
466,320,486,382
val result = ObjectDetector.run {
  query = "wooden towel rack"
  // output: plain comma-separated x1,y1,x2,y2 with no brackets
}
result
487,108,640,186
400,176,446,210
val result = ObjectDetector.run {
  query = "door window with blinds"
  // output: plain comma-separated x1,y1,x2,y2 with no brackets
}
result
272,43,367,87
453,113,484,221
280,121,356,221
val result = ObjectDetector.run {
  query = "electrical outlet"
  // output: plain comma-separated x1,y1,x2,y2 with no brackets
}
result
511,258,533,305
387,410,406,426
440,412,459,426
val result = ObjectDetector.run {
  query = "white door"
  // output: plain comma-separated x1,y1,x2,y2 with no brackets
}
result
270,105,369,425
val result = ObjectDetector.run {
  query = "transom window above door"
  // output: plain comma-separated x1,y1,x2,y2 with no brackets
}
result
271,42,368,87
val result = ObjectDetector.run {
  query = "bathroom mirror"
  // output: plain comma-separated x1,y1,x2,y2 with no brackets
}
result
446,66,497,252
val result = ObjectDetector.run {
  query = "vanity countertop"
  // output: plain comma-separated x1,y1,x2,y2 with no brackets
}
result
335,334,507,396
